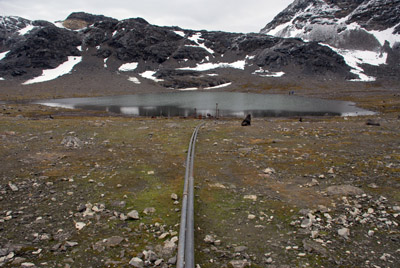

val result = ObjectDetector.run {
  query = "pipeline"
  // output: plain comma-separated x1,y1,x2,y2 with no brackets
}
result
176,122,204,268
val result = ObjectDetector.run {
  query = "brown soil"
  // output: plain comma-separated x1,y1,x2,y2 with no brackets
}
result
0,84,399,267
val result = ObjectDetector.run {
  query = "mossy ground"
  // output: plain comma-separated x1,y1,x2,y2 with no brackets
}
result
0,89,399,267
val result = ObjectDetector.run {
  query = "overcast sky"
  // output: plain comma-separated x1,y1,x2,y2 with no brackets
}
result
0,0,292,33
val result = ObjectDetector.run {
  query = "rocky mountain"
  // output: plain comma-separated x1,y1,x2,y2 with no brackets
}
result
261,0,400,81
0,5,399,93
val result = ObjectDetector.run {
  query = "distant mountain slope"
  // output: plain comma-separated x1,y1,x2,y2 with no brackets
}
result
261,0,400,49
261,0,400,81
0,7,399,91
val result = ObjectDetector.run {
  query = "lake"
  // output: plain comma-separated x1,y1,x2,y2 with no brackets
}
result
34,92,374,118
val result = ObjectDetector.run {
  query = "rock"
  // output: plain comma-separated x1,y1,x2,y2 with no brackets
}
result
127,210,140,220
301,218,313,228
204,235,215,244
8,182,18,192
104,236,124,247
75,222,86,230
328,167,334,174
248,214,256,220
229,259,251,268
302,239,328,256
338,228,350,239
167,255,177,265
159,232,169,239
265,257,273,264
234,246,248,252
171,193,178,200
143,250,158,262
162,240,177,256
366,119,380,126
368,230,375,237
263,168,275,174
21,263,36,268
326,185,364,196
129,257,144,268
154,259,163,266
143,207,156,215
61,136,83,149
243,195,257,201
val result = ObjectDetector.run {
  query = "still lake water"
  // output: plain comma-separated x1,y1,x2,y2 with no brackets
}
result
35,92,374,117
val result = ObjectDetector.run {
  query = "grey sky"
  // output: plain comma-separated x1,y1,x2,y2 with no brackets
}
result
0,0,292,33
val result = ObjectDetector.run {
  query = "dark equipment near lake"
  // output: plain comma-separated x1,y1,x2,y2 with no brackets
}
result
241,114,251,126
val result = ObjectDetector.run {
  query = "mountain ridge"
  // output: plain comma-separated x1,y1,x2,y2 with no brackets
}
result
0,4,399,96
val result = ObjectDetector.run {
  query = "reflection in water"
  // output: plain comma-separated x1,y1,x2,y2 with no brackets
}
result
34,92,375,118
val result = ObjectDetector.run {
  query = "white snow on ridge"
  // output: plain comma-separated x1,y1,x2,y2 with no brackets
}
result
18,24,35,35
187,32,215,55
204,82,232,89
0,50,10,61
54,21,66,29
22,56,82,85
118,62,139,72
128,77,141,84
178,60,246,71
253,68,285,77
174,31,185,37
176,87,198,91
370,23,400,47
139,71,164,82
322,44,387,82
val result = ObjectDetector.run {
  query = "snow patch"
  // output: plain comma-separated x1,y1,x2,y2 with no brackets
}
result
77,46,83,52
178,60,246,71
187,32,215,54
22,56,82,85
204,82,232,89
18,24,34,35
176,87,198,91
118,62,139,72
369,23,400,47
0,77,4,81
54,21,66,29
0,50,10,61
139,71,164,82
112,30,118,36
253,68,285,77
323,44,387,82
103,58,108,68
128,77,141,84
174,31,185,37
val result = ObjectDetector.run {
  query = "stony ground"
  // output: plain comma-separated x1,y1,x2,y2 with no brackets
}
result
0,87,400,268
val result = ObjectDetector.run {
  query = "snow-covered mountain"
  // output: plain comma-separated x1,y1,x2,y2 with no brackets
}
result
0,11,357,91
261,0,400,81
0,4,399,92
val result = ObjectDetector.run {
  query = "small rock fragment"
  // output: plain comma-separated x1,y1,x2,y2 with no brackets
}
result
127,210,140,220
75,222,86,231
143,207,156,215
229,259,250,268
338,228,350,239
243,195,257,201
129,257,144,268
204,235,215,244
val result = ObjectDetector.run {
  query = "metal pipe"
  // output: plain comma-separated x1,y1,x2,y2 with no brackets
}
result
176,122,204,268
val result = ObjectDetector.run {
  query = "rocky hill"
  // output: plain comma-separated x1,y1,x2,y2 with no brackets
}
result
0,5,399,94
261,0,400,81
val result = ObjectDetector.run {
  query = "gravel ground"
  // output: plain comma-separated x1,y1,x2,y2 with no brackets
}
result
0,86,399,267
